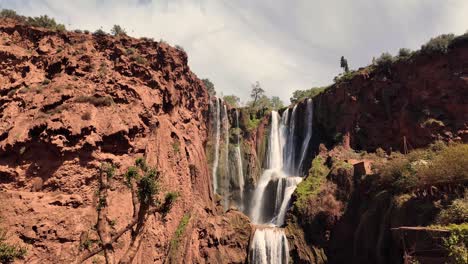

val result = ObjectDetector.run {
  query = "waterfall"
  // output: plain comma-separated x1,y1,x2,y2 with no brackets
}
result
297,98,313,174
235,110,245,208
249,227,289,264
222,104,230,210
211,98,221,193
284,105,297,174
249,110,305,264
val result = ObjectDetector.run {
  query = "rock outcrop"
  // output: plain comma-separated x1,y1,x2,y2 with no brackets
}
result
0,19,251,263
311,41,468,152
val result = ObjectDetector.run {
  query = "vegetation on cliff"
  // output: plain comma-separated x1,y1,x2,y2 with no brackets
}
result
0,227,26,263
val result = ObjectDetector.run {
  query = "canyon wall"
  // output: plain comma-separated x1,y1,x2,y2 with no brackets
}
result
312,39,468,152
0,20,250,263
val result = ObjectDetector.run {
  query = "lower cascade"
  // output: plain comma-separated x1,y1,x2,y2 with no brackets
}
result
249,227,289,264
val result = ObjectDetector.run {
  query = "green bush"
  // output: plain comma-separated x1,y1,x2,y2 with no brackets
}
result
110,25,126,36
294,156,330,211
397,48,412,59
419,144,468,184
138,169,159,205
161,192,179,216
93,29,107,36
0,9,26,22
26,15,65,31
0,228,26,263
421,34,455,54
441,224,468,264
436,195,468,225
375,52,394,70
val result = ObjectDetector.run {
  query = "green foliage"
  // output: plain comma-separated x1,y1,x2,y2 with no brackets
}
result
245,116,261,132
138,169,159,206
160,192,179,216
101,163,115,179
125,166,139,186
171,213,190,249
333,70,358,84
419,144,468,184
437,224,468,264
436,194,468,225
75,95,114,107
202,78,216,96
294,156,330,211
223,95,240,107
110,25,126,36
80,237,94,251
421,34,455,54
375,144,468,192
0,9,26,22
93,29,107,36
1,9,65,31
0,228,27,263
397,48,412,59
270,96,284,110
26,15,65,31
172,141,180,153
135,157,148,172
375,52,394,70
250,81,265,108
97,196,107,211
290,87,327,103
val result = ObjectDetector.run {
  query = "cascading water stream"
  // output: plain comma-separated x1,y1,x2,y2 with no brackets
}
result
211,98,221,193
297,98,314,174
284,105,297,174
249,109,307,264
222,104,230,210
209,99,315,263
235,109,245,208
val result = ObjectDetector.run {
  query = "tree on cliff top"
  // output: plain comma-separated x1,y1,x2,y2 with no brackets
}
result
340,56,349,73
202,78,216,96
223,95,240,107
270,96,284,110
250,81,265,108
290,87,327,103
110,24,127,36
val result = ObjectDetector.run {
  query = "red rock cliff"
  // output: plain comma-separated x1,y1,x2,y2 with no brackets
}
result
0,20,251,263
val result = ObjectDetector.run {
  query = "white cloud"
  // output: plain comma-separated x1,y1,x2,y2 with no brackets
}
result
0,0,467,103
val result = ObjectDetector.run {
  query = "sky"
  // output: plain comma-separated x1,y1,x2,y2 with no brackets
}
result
1,0,467,104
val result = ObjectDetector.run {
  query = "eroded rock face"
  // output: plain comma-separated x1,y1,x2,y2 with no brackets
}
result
0,20,252,263
312,42,468,152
